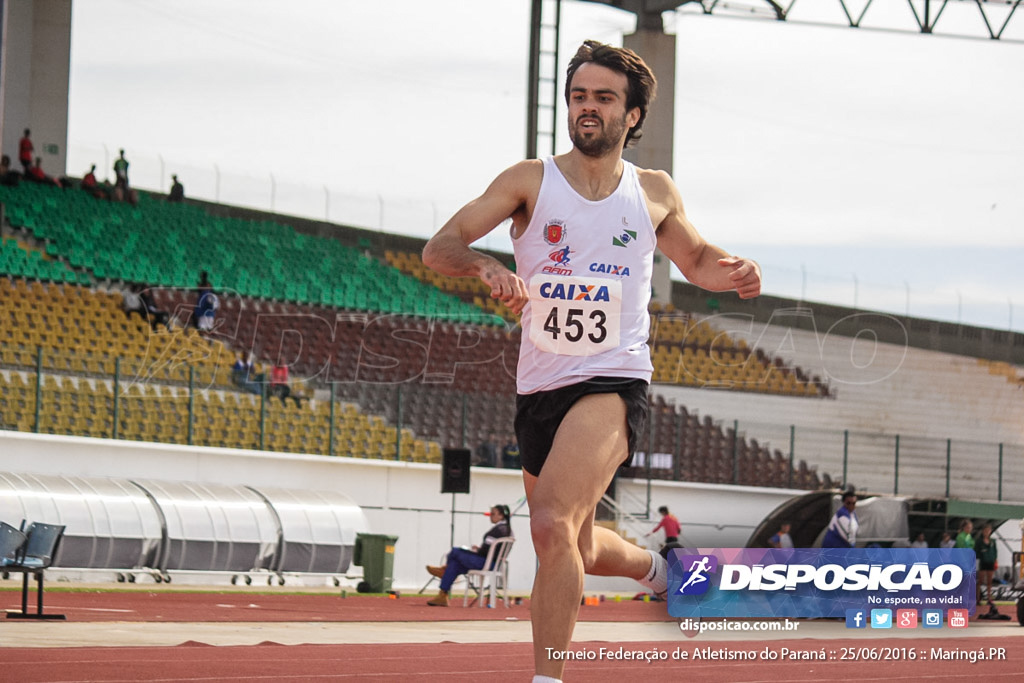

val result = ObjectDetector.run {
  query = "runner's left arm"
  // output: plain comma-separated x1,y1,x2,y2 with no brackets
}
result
644,170,761,299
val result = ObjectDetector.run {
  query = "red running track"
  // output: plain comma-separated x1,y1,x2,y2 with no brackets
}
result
5,638,1024,682
2,589,1022,682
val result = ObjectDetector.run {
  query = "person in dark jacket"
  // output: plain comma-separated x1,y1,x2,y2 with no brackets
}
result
425,504,512,606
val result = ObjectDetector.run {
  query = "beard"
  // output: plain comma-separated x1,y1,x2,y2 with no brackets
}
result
569,111,628,158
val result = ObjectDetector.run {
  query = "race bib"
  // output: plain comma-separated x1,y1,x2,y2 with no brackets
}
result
528,274,621,356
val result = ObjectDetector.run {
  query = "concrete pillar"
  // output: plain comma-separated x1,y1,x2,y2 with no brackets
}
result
0,0,73,176
623,23,675,307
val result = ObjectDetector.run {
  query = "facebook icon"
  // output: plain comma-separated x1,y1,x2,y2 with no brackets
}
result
845,609,867,629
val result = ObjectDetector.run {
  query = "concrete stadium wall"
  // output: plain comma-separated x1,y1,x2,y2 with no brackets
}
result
0,430,800,593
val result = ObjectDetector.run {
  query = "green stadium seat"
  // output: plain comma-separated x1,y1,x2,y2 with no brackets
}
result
0,183,497,323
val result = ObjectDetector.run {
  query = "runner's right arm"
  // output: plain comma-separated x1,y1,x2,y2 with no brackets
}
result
422,161,539,314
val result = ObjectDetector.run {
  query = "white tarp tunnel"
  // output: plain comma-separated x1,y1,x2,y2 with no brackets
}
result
0,472,162,569
133,479,280,573
257,486,365,574
0,472,367,575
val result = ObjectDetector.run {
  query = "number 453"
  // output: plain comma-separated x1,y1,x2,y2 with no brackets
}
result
543,307,608,343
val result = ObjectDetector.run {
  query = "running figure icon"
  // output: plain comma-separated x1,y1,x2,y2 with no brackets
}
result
679,556,712,593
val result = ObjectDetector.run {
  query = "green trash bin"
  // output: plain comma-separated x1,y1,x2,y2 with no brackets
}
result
353,533,398,593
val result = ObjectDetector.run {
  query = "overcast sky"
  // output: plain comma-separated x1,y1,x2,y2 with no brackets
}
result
65,0,1024,332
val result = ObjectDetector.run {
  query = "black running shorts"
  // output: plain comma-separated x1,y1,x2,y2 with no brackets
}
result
514,376,649,477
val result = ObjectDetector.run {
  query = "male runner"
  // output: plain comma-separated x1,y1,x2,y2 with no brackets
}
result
422,40,761,683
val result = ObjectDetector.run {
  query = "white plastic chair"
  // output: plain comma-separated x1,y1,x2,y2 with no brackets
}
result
462,537,515,608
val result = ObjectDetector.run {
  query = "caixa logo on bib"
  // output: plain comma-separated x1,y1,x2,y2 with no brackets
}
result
667,548,976,619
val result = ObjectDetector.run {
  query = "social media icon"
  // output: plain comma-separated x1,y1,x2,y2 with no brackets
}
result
845,609,867,629
870,609,892,629
922,610,943,628
948,609,969,629
896,609,918,628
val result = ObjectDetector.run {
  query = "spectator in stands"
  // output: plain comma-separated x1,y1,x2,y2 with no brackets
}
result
123,283,169,332
0,155,19,186
26,157,61,188
501,438,521,469
976,523,997,606
81,164,97,189
192,271,218,334
18,129,33,175
910,532,929,549
122,284,147,322
108,152,138,204
108,179,138,206
954,519,975,550
168,174,184,202
939,531,955,549
769,522,794,549
231,352,249,382
113,149,130,190
425,503,512,607
231,352,262,395
474,433,498,467
645,505,680,548
269,363,302,407
822,491,858,548
195,289,219,334
139,286,171,331
80,164,106,199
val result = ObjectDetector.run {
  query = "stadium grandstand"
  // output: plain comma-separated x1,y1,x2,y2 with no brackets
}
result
2,178,1022,502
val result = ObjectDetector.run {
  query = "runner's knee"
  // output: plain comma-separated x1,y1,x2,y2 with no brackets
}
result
530,510,575,557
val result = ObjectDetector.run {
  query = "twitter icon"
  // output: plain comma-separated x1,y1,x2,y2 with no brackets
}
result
870,609,893,629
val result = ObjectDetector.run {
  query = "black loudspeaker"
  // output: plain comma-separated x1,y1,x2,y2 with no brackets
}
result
441,448,471,494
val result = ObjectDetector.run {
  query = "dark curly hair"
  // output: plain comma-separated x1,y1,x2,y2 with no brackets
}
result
564,40,658,149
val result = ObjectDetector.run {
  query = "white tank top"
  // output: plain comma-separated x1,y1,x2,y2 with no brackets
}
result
513,156,656,394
